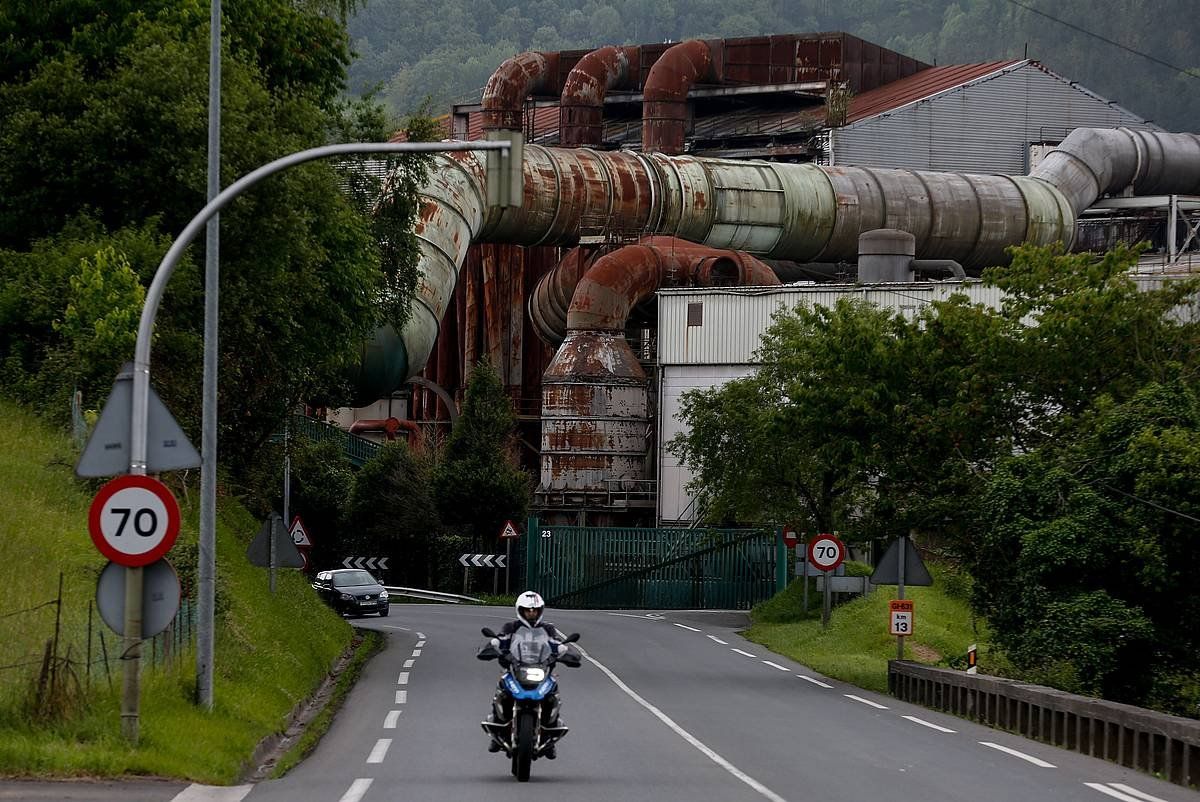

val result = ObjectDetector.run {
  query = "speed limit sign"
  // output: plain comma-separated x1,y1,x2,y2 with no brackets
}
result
807,534,846,572
88,475,181,567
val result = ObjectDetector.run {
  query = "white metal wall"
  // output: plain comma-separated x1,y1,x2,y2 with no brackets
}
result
658,282,1005,366
831,61,1157,174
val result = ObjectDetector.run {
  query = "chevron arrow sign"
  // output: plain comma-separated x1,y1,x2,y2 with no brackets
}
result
342,556,390,572
458,553,506,568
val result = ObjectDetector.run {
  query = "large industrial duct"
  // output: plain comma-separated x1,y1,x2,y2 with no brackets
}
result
369,127,1200,403
481,51,561,133
540,239,780,491
642,39,720,154
560,46,640,148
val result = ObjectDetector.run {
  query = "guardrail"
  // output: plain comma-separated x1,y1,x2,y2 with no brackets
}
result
383,586,482,605
889,661,1200,788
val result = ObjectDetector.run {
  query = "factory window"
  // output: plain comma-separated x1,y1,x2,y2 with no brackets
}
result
686,302,704,327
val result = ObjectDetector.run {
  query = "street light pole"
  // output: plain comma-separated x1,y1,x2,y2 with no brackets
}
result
126,139,514,733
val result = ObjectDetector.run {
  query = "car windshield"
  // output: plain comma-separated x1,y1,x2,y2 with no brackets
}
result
508,627,553,666
332,571,376,588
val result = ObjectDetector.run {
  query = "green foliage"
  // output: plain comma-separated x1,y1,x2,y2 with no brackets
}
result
344,441,441,585
346,0,1200,131
433,361,531,544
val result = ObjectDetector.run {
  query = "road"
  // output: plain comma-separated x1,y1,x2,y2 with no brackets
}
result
1,605,1194,802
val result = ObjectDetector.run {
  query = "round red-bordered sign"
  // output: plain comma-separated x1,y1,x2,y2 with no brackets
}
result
781,526,798,549
807,534,846,572
88,475,181,567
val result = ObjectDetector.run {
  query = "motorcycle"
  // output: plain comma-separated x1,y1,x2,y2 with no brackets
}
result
477,626,582,781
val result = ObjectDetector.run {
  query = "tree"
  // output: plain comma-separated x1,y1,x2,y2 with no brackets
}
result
433,361,530,544
344,442,440,586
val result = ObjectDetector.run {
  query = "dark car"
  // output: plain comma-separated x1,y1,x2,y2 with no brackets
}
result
312,569,390,617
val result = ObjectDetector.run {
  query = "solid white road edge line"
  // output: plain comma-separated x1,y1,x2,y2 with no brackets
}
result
403,659,415,668
398,672,410,685
731,648,757,658
673,623,702,632
979,741,1056,768
366,738,391,764
338,778,373,802
844,694,889,710
707,635,729,645
168,785,253,802
395,690,407,704
796,675,833,689
578,645,789,802
901,715,956,733
1107,783,1169,802
1084,783,1150,802
384,710,401,729
762,661,790,672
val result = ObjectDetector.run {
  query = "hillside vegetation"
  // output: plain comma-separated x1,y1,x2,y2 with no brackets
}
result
0,399,351,782
348,0,1200,132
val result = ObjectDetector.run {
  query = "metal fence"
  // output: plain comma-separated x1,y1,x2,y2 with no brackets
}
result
526,518,782,609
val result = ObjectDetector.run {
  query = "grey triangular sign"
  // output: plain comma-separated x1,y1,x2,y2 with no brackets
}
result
76,364,201,477
246,513,305,568
869,537,934,586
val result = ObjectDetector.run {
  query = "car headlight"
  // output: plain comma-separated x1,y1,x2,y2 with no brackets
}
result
339,593,353,601
379,590,388,600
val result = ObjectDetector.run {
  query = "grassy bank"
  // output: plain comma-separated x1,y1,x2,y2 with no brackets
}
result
744,566,999,693
0,399,354,782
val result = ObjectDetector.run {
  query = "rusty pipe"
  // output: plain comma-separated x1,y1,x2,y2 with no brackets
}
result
529,246,600,346
560,46,640,148
642,39,719,154
481,51,561,132
348,417,421,448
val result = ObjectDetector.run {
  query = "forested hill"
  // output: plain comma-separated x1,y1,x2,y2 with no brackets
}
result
347,0,1200,133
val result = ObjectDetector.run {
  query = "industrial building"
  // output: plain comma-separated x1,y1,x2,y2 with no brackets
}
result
331,31,1200,530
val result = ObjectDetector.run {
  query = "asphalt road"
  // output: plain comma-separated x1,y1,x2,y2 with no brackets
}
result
1,605,1195,802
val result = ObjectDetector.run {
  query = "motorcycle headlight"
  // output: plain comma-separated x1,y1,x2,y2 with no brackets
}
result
379,590,389,600
519,667,546,683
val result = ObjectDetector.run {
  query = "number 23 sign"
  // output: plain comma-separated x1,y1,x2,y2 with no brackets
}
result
88,475,181,567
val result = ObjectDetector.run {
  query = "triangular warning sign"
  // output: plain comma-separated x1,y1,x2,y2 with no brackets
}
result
246,513,305,568
289,516,313,548
76,364,201,478
869,536,934,586
499,520,520,539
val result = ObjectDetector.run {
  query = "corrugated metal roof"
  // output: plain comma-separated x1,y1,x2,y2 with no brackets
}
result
845,61,1022,124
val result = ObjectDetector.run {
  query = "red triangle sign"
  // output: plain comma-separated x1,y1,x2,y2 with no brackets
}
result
499,520,520,539
289,516,313,548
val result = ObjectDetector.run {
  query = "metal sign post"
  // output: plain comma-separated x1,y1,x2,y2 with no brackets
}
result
897,535,907,660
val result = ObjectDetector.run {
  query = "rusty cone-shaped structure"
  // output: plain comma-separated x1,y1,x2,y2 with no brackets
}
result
540,238,779,497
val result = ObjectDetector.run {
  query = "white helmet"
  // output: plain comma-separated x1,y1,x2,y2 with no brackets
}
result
515,590,545,628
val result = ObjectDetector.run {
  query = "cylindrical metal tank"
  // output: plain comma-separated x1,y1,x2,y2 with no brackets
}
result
858,229,915,283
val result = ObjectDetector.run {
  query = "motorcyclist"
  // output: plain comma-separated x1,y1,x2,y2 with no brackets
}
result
483,590,568,758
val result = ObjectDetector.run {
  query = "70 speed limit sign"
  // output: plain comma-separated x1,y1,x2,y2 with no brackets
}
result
807,534,846,572
88,475,181,567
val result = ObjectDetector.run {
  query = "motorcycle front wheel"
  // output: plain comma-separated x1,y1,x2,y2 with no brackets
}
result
514,711,535,781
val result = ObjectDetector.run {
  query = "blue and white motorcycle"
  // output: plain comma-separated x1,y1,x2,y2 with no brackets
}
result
477,626,581,781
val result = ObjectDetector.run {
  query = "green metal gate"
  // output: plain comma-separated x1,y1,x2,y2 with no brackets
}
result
525,517,785,610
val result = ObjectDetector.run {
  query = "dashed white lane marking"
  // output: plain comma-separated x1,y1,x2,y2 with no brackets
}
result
1092,783,1169,802
383,710,401,729
411,648,423,657
797,675,833,689
168,785,252,802
707,635,729,645
762,661,790,672
397,672,410,685
366,738,391,764
673,623,702,632
416,632,426,639
579,646,788,802
395,690,407,704
338,778,373,802
415,640,426,648
403,658,415,668
980,741,1056,768
901,715,956,733
844,694,889,710
731,648,757,658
